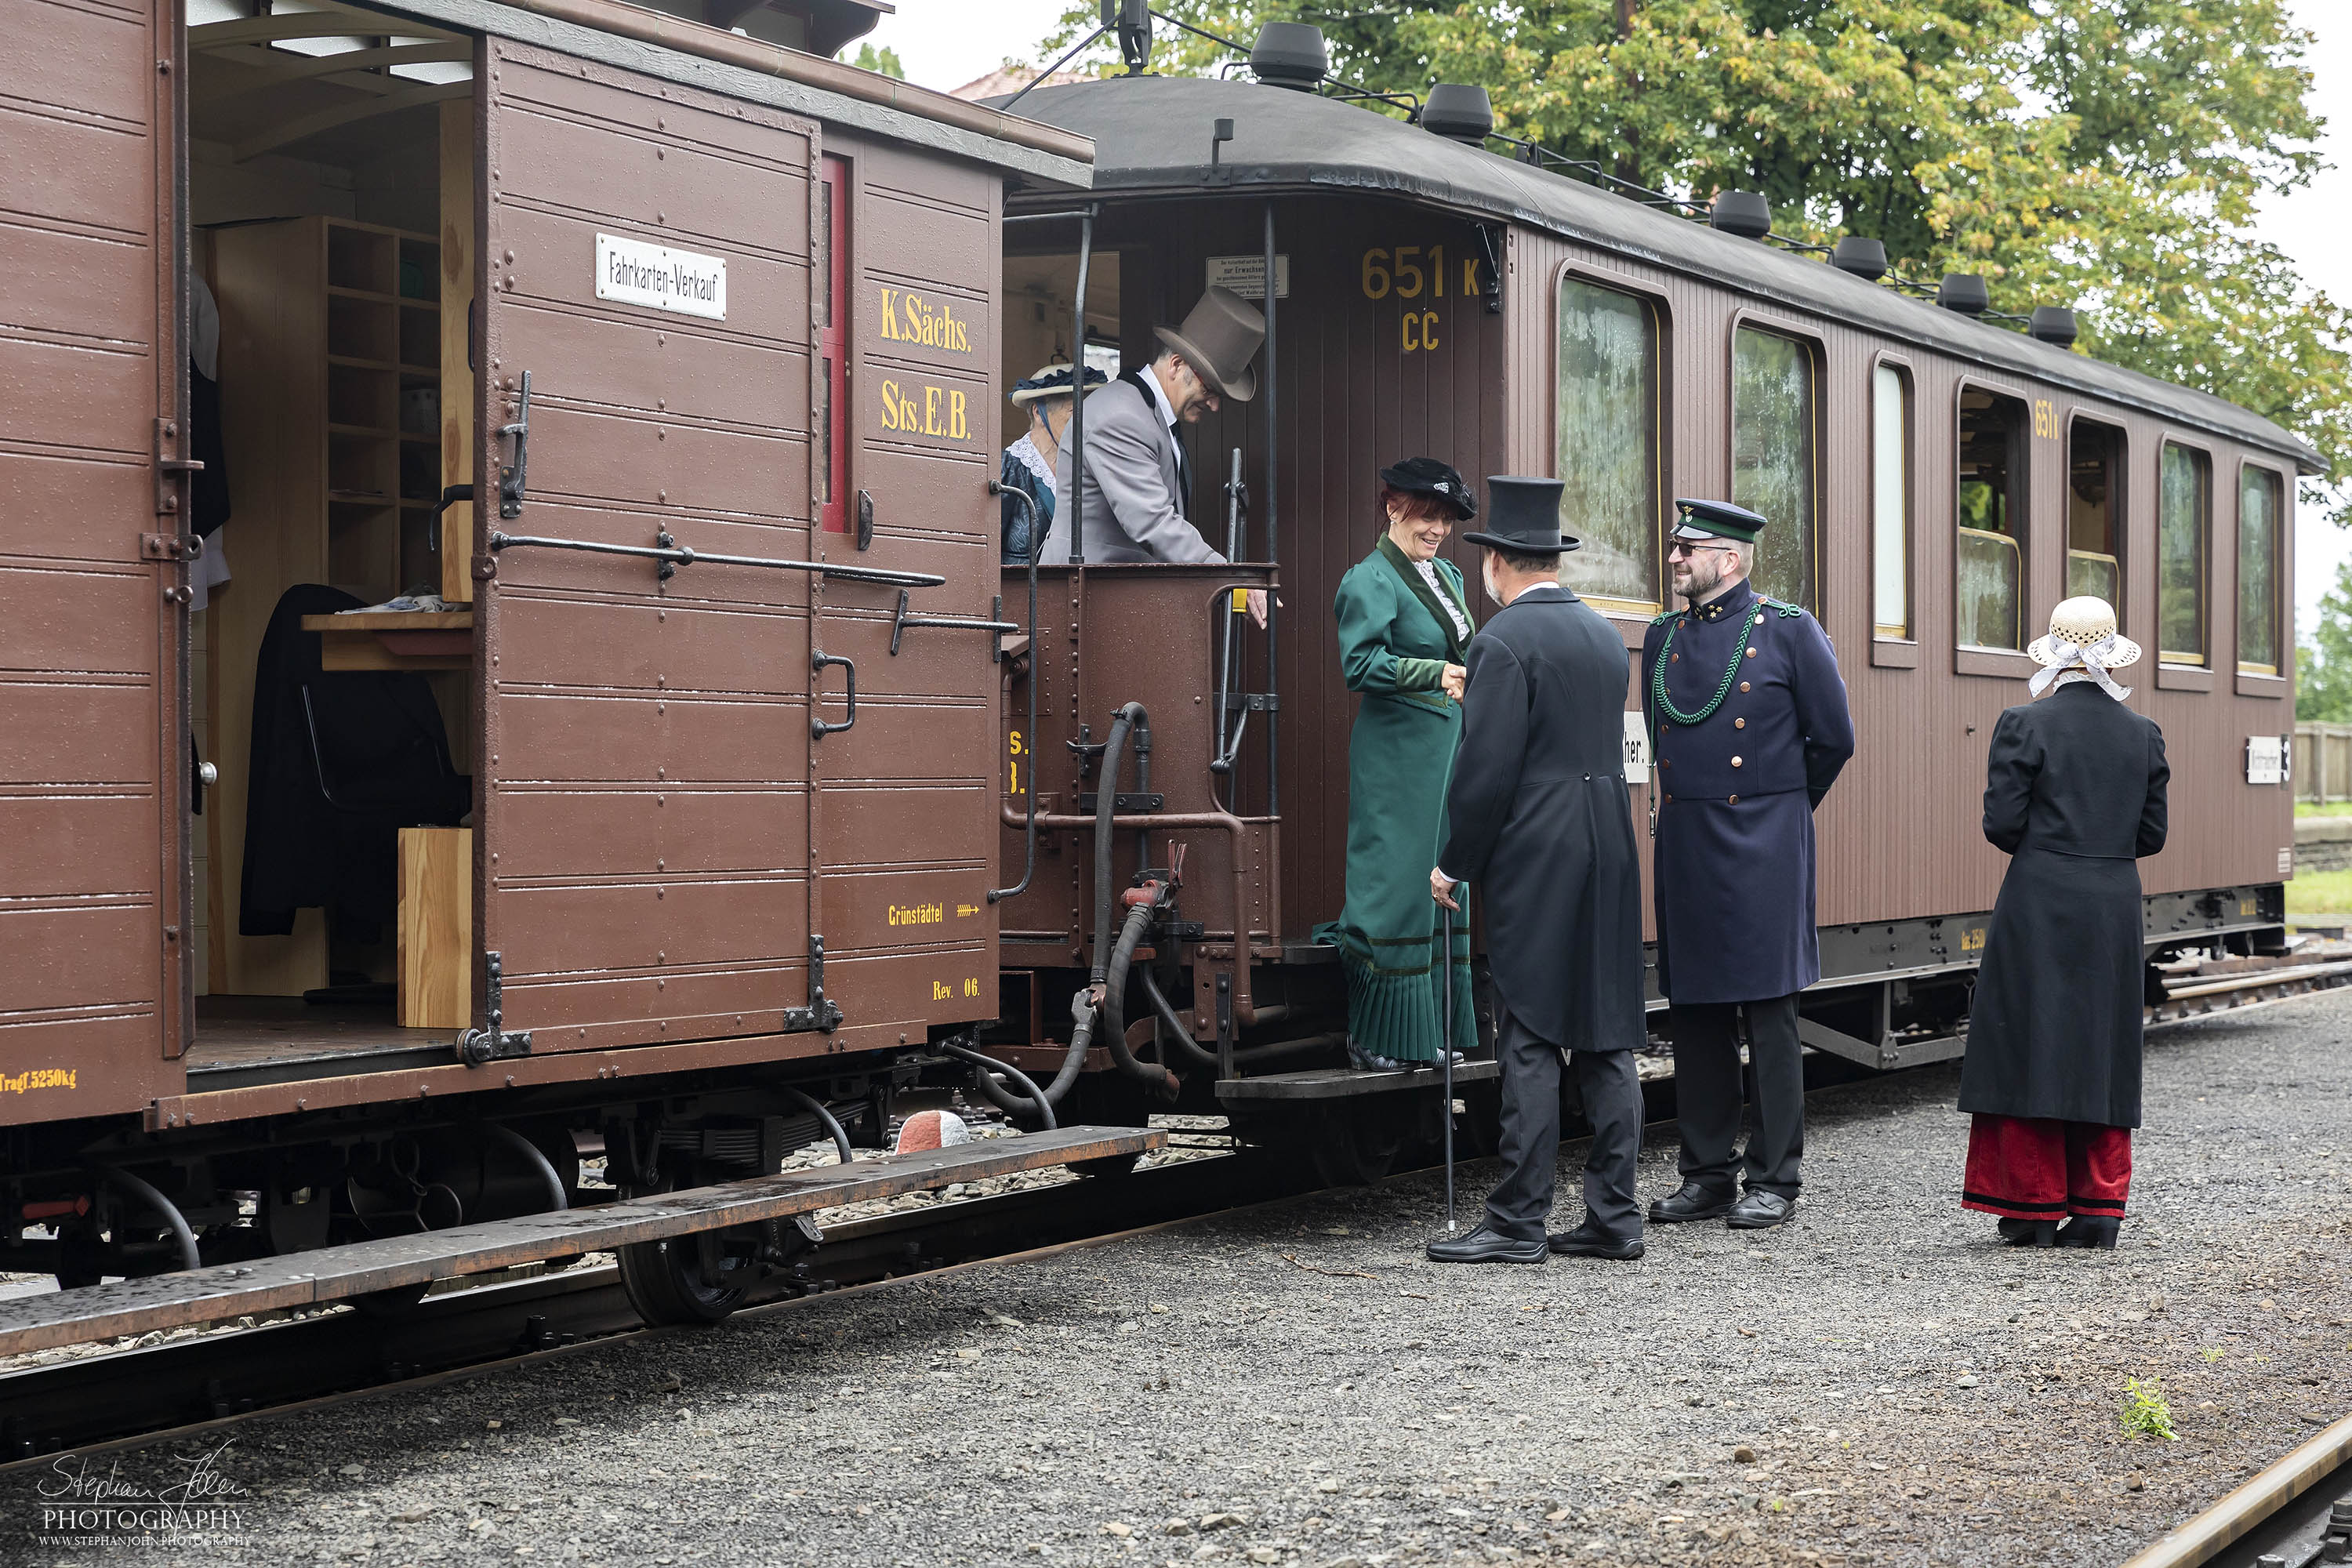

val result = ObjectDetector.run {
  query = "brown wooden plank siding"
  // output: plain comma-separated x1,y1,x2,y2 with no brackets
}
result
0,0,183,1125
822,131,1003,1033
477,41,824,1054
1504,224,2295,935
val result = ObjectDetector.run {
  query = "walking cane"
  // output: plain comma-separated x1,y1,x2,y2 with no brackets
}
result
1440,901,1457,1234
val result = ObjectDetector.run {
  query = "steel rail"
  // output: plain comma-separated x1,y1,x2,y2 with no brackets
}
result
2118,1413,2352,1568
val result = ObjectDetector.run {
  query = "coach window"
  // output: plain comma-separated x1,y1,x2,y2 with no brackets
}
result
2159,442,2211,665
1731,325,1817,609
1957,389,2030,651
2239,465,2285,674
1872,362,1911,639
1555,275,1662,610
2068,419,2125,606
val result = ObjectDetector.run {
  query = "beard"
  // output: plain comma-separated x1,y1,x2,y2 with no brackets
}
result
1676,552,1729,604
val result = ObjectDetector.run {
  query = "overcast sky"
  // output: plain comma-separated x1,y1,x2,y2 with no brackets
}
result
863,0,2351,636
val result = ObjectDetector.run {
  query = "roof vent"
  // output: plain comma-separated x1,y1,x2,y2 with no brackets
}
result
1420,83,1494,144
1250,22,1327,90
1936,273,1990,315
2028,306,2079,347
1708,190,1772,240
1829,236,1887,281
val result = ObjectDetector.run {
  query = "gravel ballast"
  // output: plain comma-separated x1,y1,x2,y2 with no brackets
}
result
8,991,2350,1568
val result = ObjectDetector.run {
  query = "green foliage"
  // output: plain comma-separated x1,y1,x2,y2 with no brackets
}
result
848,42,905,78
1040,2,2350,520
2297,557,2352,722
2119,1374,2180,1441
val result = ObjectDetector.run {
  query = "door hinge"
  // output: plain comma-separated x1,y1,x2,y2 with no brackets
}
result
154,417,204,517
457,950,533,1065
783,934,843,1034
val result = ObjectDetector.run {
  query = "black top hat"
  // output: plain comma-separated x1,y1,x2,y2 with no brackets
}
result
1461,475,1578,554
1378,456,1476,521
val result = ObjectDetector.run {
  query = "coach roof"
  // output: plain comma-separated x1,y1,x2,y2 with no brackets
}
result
1001,74,2318,474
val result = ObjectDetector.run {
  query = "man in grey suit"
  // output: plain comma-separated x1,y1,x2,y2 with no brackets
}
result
1043,286,1269,624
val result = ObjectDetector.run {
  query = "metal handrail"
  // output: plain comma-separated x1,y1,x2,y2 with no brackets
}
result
486,530,944,588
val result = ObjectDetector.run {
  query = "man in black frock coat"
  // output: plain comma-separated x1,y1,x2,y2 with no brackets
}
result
1642,499,1854,1230
1427,477,1649,1265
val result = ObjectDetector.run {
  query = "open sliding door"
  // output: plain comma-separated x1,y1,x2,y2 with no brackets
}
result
0,0,187,1121
474,39,826,1055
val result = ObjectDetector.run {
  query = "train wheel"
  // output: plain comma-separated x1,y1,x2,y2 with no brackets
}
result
618,1228,745,1327
1311,1105,1405,1188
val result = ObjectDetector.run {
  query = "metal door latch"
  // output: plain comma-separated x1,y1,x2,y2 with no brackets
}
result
457,950,533,1065
782,934,843,1033
810,650,857,736
140,533,204,561
496,371,532,521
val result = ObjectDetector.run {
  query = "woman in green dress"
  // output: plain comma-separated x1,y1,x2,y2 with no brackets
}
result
1327,457,1480,1071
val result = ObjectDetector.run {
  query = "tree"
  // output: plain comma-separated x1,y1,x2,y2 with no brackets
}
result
1040,2,2349,521
2298,557,2352,722
848,42,905,78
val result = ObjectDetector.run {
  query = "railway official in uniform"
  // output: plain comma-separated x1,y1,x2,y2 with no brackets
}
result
1427,477,1648,1265
1040,286,1269,625
1958,597,2168,1250
1642,499,1853,1231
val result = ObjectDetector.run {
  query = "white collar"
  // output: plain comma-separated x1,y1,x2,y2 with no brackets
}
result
1005,432,1056,492
1511,582,1567,602
1141,363,1179,430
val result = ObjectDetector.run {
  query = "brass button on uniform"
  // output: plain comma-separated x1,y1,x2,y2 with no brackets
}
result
1728,793,1739,804
1734,717,1746,729
1744,647,1759,658
1731,756,1744,768
1664,793,1673,804
1740,681,1751,692
1755,612,1765,625
1671,652,1681,662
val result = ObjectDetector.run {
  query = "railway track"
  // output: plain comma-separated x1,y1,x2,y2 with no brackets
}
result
3,946,2341,1474
2120,1413,2352,1568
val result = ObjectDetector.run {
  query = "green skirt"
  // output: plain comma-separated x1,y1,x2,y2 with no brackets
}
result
1318,692,1476,1062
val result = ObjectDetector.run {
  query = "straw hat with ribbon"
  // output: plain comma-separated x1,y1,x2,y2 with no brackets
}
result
2027,596,2140,700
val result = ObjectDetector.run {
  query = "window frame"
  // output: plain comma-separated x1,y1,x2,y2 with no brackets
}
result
2156,437,2213,669
1869,354,1916,658
1724,310,1824,613
2236,459,2286,677
1952,378,2034,661
1549,260,1671,617
2063,411,2127,621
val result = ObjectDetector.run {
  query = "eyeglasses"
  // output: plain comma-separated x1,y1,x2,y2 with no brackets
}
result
1667,539,1737,558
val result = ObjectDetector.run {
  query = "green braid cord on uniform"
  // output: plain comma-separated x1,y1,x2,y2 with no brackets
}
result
1650,608,1758,729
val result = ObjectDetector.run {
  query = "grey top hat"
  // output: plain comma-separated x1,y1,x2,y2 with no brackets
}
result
1153,285,1265,403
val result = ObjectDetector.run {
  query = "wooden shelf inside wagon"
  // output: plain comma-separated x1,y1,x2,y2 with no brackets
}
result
303,610,474,671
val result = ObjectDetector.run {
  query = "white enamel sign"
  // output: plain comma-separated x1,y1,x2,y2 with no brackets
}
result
1622,710,1652,783
1206,254,1290,300
2246,735,2285,786
595,233,726,321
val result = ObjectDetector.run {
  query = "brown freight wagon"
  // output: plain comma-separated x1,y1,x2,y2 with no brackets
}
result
0,0,1149,1323
981,32,2318,1173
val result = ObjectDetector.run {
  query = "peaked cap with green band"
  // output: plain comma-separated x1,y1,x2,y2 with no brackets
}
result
1671,496,1769,544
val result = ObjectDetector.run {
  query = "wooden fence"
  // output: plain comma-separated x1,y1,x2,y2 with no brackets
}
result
2296,723,2352,803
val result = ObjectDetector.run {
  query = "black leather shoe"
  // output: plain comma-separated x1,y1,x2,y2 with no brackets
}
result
2056,1216,2120,1250
1998,1218,2057,1247
1346,1040,1406,1073
1548,1221,1644,1260
1426,1221,1548,1265
1648,1182,1736,1224
1725,1189,1797,1229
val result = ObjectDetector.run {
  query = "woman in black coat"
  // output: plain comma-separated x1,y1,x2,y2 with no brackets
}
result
1958,597,2169,1249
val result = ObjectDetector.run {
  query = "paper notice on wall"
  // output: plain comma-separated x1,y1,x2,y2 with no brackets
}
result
1207,254,1290,300
1623,710,1651,783
595,233,726,320
2246,735,2285,786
